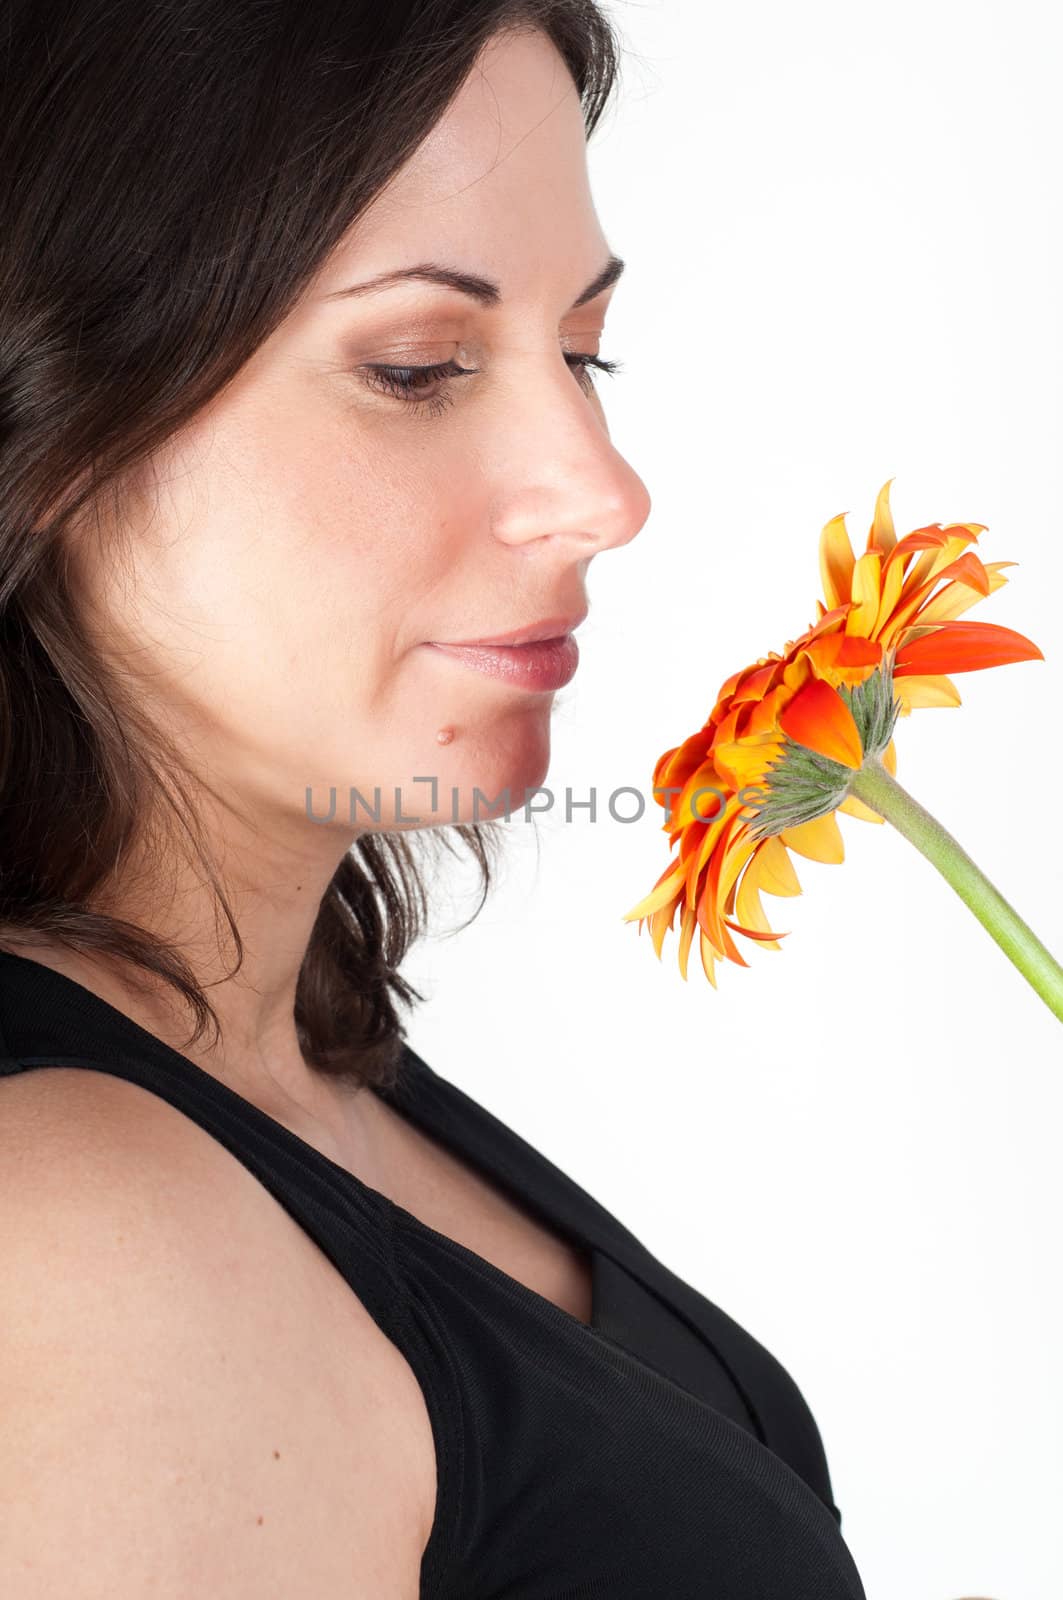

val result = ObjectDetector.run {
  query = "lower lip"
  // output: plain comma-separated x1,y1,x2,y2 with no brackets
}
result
425,634,580,691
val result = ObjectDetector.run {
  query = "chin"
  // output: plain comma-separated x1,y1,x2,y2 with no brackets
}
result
451,712,554,825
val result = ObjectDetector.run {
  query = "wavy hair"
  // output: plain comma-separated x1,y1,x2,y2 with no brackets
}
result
0,0,623,1090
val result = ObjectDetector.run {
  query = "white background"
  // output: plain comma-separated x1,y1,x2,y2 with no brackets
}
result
402,3,1063,1596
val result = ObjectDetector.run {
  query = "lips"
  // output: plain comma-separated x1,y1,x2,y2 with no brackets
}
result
424,633,581,692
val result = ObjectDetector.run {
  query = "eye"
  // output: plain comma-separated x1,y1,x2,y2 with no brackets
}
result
358,351,624,417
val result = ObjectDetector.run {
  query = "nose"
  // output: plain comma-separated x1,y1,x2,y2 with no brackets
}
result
488,363,652,556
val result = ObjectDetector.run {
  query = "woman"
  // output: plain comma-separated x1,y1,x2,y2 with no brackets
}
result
0,3,868,1595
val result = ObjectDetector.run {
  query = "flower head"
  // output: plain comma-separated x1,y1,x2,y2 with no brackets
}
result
623,480,1044,987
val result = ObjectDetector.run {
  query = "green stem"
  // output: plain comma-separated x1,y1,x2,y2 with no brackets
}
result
848,756,1063,1024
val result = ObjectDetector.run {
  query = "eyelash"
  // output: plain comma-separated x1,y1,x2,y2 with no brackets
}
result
360,351,623,417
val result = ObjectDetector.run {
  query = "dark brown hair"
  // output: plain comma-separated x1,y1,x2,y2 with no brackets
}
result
0,0,623,1091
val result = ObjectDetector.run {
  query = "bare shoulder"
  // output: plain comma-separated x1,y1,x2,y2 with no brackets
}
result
0,1065,433,1598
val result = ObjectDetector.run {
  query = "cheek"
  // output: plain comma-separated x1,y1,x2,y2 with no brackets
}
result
220,371,481,637
220,489,471,742
266,421,473,617
134,393,487,766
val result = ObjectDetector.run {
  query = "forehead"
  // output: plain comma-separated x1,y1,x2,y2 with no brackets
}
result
320,30,606,300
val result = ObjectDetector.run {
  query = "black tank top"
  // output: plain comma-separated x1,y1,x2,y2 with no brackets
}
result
0,947,867,1599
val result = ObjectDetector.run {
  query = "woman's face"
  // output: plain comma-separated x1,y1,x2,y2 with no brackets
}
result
84,27,651,836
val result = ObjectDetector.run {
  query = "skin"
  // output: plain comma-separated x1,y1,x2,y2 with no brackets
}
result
4,27,651,1167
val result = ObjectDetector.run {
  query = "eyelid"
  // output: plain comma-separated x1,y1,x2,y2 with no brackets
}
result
359,341,470,364
358,316,608,363
357,346,623,417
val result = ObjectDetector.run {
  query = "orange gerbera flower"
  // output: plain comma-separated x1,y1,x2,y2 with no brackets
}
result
623,479,1044,988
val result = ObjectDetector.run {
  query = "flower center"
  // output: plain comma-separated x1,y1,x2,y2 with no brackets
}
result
746,652,903,840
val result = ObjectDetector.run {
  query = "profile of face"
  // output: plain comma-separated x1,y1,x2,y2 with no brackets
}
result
80,28,651,847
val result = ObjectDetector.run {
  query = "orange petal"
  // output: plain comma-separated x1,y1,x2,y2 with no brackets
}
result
885,528,948,564
713,666,746,703
778,677,864,768
884,549,994,639
723,917,788,944
807,603,857,640
696,863,747,965
893,620,1044,676
803,632,882,679
718,919,749,966
731,660,781,703
678,821,707,864
655,738,708,796
696,834,727,952
903,530,981,597
912,561,1012,627
928,548,991,598
714,704,742,745
696,817,754,965
746,687,791,738
688,812,731,904
672,758,729,832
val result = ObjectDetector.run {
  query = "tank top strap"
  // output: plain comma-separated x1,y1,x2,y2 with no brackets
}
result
0,947,466,1594
0,948,401,1328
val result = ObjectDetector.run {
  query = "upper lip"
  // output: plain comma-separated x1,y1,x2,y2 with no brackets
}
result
433,610,589,648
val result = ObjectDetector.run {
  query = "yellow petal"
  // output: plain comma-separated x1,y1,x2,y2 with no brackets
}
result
869,477,898,558
712,737,779,792
622,859,687,921
819,512,856,610
734,855,784,951
718,828,762,907
890,673,962,712
650,901,675,959
837,792,886,823
752,833,803,897
844,550,883,636
873,546,906,636
779,811,846,863
677,905,697,980
699,930,719,988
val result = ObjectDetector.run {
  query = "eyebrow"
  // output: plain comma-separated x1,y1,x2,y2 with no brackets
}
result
325,253,626,311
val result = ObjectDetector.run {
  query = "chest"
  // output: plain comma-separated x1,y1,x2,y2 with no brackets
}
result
351,1084,596,1325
